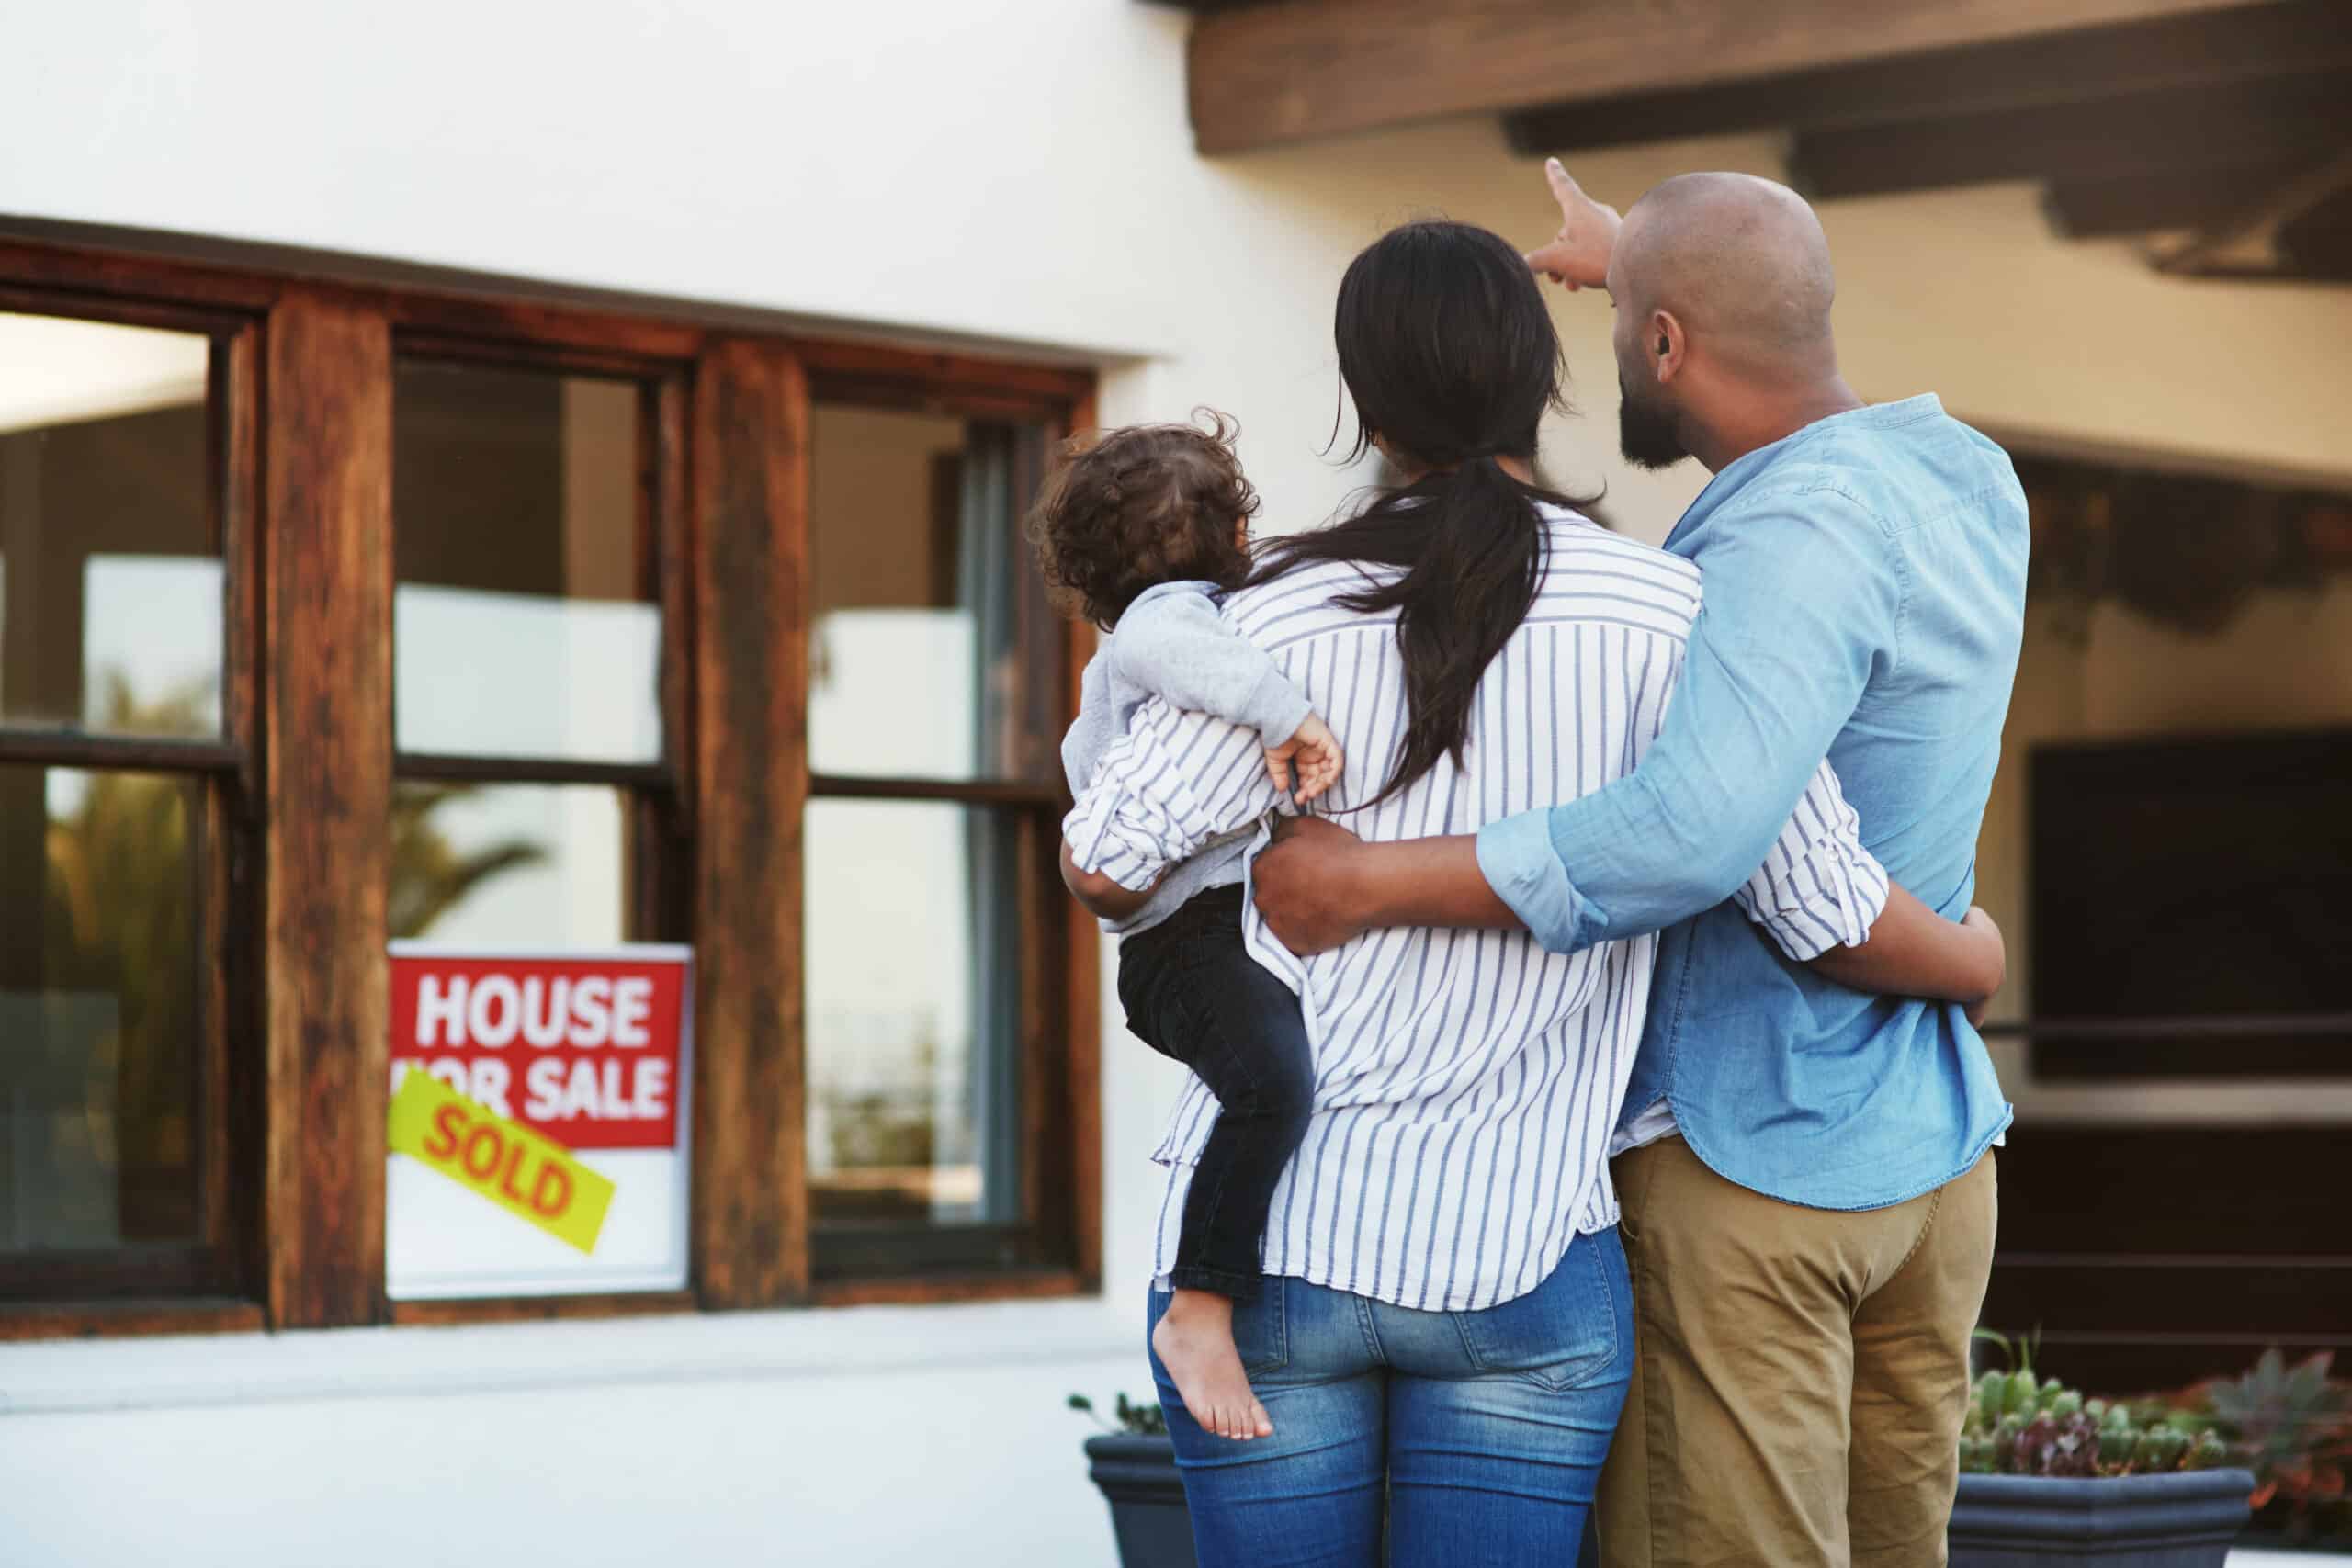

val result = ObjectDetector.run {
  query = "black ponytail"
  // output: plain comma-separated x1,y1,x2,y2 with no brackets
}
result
1254,220,1597,807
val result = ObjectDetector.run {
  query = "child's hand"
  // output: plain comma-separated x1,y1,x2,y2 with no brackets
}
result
1263,713,1345,805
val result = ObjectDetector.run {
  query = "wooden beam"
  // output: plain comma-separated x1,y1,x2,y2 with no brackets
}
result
1788,72,2351,199
808,1270,1086,1310
689,338,811,1310
1504,1,2352,155
0,1299,266,1343
2042,158,2318,238
2276,177,2352,280
390,1291,696,1327
2154,148,2352,274
1060,391,1102,1293
261,289,393,1330
1189,0,2282,155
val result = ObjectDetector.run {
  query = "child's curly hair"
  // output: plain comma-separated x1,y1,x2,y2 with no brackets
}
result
1025,410,1260,631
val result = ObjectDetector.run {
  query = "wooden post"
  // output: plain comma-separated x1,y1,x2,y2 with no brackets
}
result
690,337,810,1308
261,288,393,1328
1060,392,1103,1292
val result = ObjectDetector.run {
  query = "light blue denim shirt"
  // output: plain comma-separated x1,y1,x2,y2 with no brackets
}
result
1475,395,2026,1211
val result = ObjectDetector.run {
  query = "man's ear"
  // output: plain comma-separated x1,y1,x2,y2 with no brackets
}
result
1652,310,1688,384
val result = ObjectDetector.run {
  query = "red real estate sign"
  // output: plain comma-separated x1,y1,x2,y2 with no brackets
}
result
387,950,690,1152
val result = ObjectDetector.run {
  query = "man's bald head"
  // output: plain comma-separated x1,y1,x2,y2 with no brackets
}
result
1611,172,1838,381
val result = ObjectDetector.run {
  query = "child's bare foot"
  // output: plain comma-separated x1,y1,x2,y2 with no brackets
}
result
1154,1289,1272,1440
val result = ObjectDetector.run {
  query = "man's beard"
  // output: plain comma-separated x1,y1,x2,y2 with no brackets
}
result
1617,376,1689,470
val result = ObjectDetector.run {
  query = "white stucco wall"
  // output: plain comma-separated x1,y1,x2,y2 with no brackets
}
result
3,3,2347,1564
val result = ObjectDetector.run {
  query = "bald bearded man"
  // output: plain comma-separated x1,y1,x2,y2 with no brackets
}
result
1250,166,2029,1566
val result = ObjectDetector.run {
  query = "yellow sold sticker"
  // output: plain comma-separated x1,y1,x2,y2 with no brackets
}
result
388,1069,616,1255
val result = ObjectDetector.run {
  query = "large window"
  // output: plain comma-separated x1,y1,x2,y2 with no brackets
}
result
804,394,1083,1284
389,356,685,953
0,306,253,1303
0,240,1098,1337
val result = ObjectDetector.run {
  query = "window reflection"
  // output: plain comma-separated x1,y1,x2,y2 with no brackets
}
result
391,781,627,948
393,364,660,764
808,406,1058,782
0,313,219,739
804,798,1026,1232
0,766,201,1254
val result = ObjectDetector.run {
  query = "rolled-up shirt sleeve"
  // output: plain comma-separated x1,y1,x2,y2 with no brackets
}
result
1063,695,1287,891
1731,759,1890,961
1475,485,1900,953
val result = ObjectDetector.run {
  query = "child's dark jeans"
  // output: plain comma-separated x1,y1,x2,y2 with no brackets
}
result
1116,884,1314,1303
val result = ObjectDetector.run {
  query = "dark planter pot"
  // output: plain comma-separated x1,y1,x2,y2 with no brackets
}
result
1083,1438,2255,1568
1949,1470,2257,1567
1085,1434,1196,1568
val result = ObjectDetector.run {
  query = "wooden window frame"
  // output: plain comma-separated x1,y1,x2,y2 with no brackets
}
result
797,356,1101,1304
0,236,1101,1340
0,283,262,1314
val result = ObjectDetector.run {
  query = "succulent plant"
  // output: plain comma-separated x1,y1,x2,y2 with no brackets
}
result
2141,1427,2193,1471
1069,1391,1168,1437
1975,1370,2008,1431
1961,1334,2351,1536
2185,1431,2234,1472
1962,1329,2237,1483
2199,1351,2347,1496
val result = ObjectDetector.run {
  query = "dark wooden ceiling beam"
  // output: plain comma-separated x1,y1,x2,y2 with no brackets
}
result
1188,0,2283,155
2277,181,2352,279
1503,2,2352,156
2042,160,2323,239
1787,72,2352,200
2154,150,2352,278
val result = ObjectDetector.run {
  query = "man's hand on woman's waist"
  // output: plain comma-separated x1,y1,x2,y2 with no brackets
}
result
1250,815,1521,955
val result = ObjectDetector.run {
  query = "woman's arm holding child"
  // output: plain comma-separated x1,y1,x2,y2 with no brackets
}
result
1112,588,1344,804
1064,695,1291,899
1059,839,1164,923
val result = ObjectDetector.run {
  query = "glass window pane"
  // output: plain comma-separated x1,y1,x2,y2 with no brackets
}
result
805,798,1027,1235
391,781,630,948
0,765,202,1254
393,363,660,764
0,313,220,739
808,405,1060,783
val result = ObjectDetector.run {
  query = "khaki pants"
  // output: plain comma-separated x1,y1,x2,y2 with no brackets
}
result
1597,1137,1996,1568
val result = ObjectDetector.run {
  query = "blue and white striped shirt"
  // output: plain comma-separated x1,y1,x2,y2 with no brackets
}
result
1065,507,1889,1313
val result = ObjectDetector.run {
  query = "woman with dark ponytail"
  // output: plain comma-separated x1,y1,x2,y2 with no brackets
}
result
1251,220,1595,809
1064,220,1893,1563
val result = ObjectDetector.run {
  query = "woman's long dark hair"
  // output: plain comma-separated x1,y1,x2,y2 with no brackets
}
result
1253,220,1594,807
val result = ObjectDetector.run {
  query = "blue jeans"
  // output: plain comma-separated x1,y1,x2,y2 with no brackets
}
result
1148,1226,1633,1568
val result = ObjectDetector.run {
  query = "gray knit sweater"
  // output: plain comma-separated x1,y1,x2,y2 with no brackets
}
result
1060,581,1311,934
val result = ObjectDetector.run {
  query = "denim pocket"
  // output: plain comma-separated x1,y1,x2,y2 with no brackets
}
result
1453,1233,1622,1392
1232,1275,1289,1376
